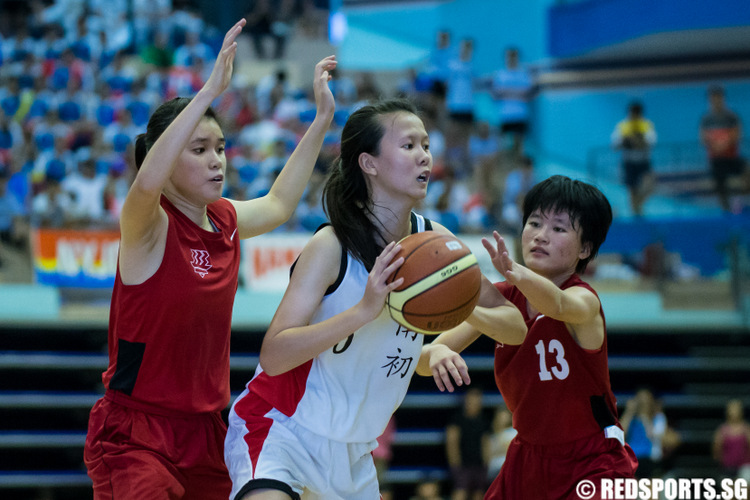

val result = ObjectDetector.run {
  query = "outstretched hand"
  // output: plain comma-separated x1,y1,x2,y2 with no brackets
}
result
482,230,520,284
203,18,246,100
313,55,337,121
358,241,404,323
426,343,470,392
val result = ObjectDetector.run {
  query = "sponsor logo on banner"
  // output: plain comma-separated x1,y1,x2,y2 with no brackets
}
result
31,228,120,288
240,234,309,291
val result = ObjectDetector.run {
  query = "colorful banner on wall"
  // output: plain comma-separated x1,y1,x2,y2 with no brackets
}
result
29,229,510,290
29,229,311,290
240,233,309,292
31,228,121,288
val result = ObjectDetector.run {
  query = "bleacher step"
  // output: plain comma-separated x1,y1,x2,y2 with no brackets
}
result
0,432,86,448
0,471,90,488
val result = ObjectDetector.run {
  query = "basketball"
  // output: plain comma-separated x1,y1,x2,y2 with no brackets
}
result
386,232,481,334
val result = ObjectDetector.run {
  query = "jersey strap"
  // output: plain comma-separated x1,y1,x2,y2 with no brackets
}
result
288,222,347,296
410,211,432,232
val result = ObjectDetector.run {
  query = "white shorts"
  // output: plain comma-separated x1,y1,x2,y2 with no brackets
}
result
225,405,380,500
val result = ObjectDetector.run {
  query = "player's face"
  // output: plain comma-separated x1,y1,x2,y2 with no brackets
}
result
520,209,590,282
369,112,432,200
170,117,227,204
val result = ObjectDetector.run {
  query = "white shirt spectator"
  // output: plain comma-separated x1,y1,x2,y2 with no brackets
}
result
61,161,109,222
31,180,74,227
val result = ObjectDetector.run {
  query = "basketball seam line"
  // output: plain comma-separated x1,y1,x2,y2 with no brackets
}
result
387,254,478,311
395,235,444,262
394,287,481,317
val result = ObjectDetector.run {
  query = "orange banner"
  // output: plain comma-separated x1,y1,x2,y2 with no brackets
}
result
31,228,121,287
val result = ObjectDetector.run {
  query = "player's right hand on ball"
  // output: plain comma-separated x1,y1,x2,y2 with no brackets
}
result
359,241,404,322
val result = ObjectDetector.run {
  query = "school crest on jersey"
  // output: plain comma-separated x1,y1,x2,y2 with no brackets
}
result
190,249,212,277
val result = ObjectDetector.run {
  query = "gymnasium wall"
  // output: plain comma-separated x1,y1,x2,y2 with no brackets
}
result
548,0,750,58
2,0,749,326
337,0,549,72
534,79,750,168
338,0,750,170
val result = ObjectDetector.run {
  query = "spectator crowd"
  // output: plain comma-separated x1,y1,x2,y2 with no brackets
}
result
0,0,540,268
2,0,745,283
1,3,748,498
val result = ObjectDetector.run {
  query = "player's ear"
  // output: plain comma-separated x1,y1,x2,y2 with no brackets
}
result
359,152,377,176
579,241,592,260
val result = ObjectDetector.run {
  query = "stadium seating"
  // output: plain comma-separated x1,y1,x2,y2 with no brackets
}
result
1,313,748,499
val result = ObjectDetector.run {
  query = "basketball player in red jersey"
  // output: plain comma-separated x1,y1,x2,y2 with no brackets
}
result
83,18,338,499
429,175,637,499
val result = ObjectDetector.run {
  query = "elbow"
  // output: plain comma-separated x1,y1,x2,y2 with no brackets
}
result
129,177,162,199
261,366,283,377
503,314,528,345
264,193,296,225
507,325,528,346
515,315,528,338
258,350,287,377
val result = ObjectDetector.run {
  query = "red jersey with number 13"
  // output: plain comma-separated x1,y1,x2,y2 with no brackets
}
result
493,274,621,446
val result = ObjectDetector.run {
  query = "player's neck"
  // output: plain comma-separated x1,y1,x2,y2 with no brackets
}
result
164,191,209,229
369,203,413,244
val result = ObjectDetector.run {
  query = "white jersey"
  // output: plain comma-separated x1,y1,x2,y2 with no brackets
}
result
233,213,431,444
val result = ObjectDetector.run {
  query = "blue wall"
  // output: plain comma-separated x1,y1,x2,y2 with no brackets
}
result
549,0,750,58
339,0,551,72
535,80,750,168
340,0,750,175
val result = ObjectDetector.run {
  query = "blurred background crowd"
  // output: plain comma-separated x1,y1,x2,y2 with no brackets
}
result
1,0,749,278
0,0,597,276
0,1,749,498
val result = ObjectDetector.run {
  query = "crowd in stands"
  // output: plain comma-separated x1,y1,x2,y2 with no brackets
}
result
1,5,748,497
0,0,540,265
0,0,228,243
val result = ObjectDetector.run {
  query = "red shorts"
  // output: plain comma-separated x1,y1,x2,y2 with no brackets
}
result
84,391,232,500
484,431,637,500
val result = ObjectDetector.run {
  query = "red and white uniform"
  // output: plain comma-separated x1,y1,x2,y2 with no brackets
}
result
485,274,637,500
84,195,240,499
225,214,430,500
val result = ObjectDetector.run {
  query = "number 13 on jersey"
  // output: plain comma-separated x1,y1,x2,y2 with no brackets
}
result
535,339,570,381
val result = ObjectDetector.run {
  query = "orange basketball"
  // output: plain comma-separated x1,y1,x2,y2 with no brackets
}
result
386,232,481,334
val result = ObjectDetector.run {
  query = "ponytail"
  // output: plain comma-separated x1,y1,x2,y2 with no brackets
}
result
134,134,148,169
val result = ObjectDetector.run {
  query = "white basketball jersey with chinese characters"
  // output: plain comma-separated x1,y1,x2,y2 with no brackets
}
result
238,214,430,443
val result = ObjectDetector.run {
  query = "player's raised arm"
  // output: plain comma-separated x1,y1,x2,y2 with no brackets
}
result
483,230,600,327
230,55,337,239
122,19,246,246
418,223,526,344
118,19,245,285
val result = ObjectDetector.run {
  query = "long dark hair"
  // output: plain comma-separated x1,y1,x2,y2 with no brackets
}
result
134,97,221,169
522,175,612,274
322,98,421,270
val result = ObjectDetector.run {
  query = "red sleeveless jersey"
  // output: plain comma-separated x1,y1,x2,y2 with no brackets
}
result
493,275,621,445
102,196,240,414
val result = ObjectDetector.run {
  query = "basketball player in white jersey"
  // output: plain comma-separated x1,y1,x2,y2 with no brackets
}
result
225,98,526,500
